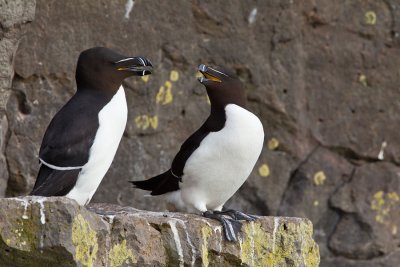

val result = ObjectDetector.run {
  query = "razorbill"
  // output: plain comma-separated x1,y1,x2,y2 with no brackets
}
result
30,47,153,206
132,64,264,241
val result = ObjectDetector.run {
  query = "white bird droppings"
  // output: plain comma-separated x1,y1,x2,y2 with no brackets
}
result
168,220,184,267
125,0,135,19
105,215,116,224
37,198,46,224
378,141,387,160
177,219,196,266
20,198,29,220
214,226,223,253
248,8,258,24
249,221,256,267
272,217,280,252
15,197,47,224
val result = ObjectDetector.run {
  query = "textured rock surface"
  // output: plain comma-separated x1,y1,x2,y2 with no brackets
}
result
1,0,400,266
0,0,36,197
0,197,319,266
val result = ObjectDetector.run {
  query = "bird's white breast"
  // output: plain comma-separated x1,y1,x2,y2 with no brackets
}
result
67,86,127,205
180,104,264,212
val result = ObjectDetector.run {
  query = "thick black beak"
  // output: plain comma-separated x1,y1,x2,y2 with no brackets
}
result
198,64,227,83
115,56,153,76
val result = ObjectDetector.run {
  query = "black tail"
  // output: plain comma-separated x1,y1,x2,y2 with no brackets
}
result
130,169,180,196
30,164,80,196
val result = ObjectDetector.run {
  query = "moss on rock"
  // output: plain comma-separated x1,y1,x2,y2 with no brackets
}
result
72,214,98,267
201,226,212,267
109,239,137,267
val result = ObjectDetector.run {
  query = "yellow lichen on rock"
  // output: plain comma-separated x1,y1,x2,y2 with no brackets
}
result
170,70,179,82
258,164,270,177
371,190,399,236
359,74,368,87
267,138,279,150
241,222,270,266
301,221,320,267
371,190,399,224
263,221,319,267
109,240,137,267
313,171,326,186
239,220,320,267
201,226,212,267
365,11,377,25
156,82,173,105
141,75,150,82
134,115,158,130
266,222,294,267
3,219,36,252
11,227,30,251
72,214,98,267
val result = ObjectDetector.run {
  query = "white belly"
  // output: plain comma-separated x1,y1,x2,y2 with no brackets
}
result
180,104,264,212
67,86,127,205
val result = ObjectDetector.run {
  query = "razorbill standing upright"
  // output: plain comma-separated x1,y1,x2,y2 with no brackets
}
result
132,64,264,241
30,47,153,206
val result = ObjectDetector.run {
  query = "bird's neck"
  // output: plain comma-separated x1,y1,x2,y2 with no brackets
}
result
208,93,247,112
75,68,122,97
76,79,121,97
76,83,122,100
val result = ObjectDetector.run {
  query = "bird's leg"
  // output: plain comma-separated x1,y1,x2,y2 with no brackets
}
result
213,209,259,221
203,211,242,242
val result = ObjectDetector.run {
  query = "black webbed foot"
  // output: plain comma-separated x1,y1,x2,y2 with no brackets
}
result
214,209,259,221
203,211,242,242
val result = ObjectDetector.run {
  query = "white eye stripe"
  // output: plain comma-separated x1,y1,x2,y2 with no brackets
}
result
114,58,135,63
115,57,147,66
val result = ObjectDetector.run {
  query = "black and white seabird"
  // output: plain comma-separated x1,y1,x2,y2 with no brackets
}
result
30,47,153,206
132,64,264,241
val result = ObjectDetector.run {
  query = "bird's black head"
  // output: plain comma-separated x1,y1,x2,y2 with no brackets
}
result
76,47,153,95
197,64,246,109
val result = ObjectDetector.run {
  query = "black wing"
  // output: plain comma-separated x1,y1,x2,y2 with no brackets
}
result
171,112,226,177
39,90,108,167
33,90,109,195
131,126,210,195
132,113,226,195
170,124,211,177
131,127,209,196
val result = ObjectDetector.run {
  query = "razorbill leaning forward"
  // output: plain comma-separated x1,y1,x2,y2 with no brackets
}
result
30,47,153,206
132,64,264,241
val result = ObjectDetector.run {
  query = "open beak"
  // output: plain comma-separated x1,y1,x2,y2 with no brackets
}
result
198,64,226,83
115,56,153,76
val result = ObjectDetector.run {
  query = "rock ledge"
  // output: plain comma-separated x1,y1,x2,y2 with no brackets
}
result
0,197,319,266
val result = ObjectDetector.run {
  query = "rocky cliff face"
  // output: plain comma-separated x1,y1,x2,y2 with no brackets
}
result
0,197,320,267
0,0,36,199
1,0,400,266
